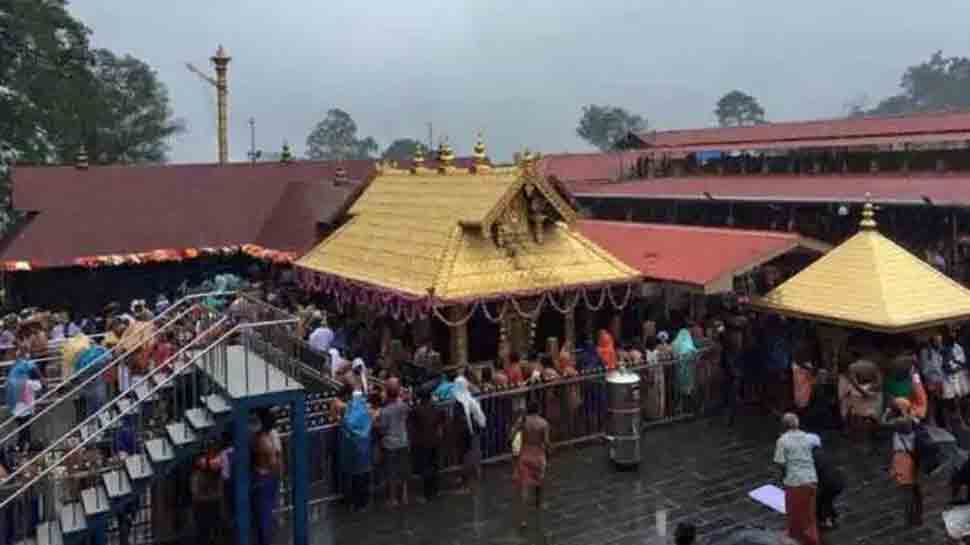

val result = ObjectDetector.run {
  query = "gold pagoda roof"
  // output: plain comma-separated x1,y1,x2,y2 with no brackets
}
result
751,202,970,333
296,156,639,302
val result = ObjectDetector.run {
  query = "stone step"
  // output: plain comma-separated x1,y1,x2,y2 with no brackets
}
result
103,469,132,500
125,454,153,481
184,408,215,431
145,437,174,465
166,421,197,448
36,521,62,545
133,381,152,402
81,485,110,517
59,502,86,535
98,407,118,430
78,421,102,444
204,393,231,416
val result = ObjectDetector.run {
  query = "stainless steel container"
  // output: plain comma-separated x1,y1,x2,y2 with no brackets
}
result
606,370,641,468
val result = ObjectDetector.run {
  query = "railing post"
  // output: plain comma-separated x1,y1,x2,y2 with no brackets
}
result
291,394,308,545
233,404,252,545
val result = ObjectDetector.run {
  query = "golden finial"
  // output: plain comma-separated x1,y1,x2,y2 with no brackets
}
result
438,141,455,171
859,192,877,230
473,133,487,164
334,165,348,186
414,145,425,166
75,144,88,170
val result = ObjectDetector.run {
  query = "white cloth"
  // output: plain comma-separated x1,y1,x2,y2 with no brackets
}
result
328,348,344,379
14,380,42,418
454,377,485,433
773,430,821,487
308,327,334,353
351,358,368,393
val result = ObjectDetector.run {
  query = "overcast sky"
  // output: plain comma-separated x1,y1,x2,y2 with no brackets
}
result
70,1,970,164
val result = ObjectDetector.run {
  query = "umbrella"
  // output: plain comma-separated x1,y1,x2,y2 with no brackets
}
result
705,528,798,545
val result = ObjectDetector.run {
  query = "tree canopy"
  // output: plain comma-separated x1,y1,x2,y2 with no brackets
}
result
576,104,648,151
0,0,183,231
715,90,767,127
381,138,423,162
305,109,378,160
861,51,970,117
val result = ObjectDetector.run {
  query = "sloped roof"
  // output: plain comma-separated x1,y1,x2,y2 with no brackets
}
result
632,110,970,151
539,152,650,184
751,204,970,333
567,173,970,206
296,164,638,302
2,160,371,268
576,220,829,294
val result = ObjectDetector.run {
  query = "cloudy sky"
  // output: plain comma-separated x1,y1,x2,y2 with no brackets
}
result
70,0,970,164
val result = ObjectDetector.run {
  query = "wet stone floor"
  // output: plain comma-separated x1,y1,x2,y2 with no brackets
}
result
295,413,954,545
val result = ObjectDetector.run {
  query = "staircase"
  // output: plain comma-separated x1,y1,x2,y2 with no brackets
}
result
0,292,233,454
0,297,305,545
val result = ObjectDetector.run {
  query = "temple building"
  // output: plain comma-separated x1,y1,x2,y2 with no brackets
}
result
550,111,970,284
296,140,640,366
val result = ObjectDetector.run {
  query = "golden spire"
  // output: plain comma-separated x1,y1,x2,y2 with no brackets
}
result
473,133,487,164
75,144,88,170
859,192,877,230
410,144,425,174
438,141,455,173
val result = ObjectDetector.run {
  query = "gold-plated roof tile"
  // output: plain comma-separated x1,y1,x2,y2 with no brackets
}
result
296,166,638,302
752,228,970,333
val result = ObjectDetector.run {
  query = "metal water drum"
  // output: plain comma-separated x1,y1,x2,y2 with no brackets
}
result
606,370,641,468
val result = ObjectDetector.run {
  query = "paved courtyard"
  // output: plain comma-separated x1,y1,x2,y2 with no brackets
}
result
297,413,955,545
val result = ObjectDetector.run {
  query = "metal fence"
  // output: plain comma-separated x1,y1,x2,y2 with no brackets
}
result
275,343,721,507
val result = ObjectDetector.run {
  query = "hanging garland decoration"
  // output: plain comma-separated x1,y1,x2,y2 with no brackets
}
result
431,301,480,327
606,283,635,310
548,290,580,314
582,285,609,312
481,299,510,324
509,294,546,321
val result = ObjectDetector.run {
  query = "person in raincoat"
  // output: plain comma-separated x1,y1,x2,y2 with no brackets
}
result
453,376,486,494
75,345,110,418
672,328,698,409
340,388,373,512
6,353,42,450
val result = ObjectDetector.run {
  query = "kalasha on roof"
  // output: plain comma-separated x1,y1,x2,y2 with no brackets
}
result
751,198,970,333
296,141,639,306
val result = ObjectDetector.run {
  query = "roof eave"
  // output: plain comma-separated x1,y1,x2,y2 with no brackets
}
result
749,298,970,334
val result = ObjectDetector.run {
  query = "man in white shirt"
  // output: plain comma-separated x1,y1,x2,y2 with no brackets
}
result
308,318,334,354
773,413,821,545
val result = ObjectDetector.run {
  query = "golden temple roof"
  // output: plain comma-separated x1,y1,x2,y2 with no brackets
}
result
296,155,639,302
751,202,970,333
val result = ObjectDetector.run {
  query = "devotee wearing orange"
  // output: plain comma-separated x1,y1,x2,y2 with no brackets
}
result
596,329,617,370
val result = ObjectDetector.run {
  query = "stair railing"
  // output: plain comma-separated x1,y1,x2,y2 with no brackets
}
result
0,306,229,511
0,292,234,450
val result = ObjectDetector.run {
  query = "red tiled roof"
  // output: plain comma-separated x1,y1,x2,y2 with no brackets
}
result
539,152,650,183
576,220,828,293
633,111,970,151
2,160,375,268
568,173,970,206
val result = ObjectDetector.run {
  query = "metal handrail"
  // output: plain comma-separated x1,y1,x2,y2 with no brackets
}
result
0,311,231,510
0,292,233,449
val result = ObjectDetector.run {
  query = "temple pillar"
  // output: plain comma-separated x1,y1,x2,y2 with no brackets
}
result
448,305,469,367
563,305,576,354
609,313,622,344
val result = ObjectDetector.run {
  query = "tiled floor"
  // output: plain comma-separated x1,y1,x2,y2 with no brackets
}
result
292,412,956,544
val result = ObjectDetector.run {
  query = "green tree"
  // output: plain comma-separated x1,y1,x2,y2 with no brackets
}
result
381,138,423,162
576,104,648,151
866,51,970,116
305,109,378,160
82,50,184,164
715,90,767,127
